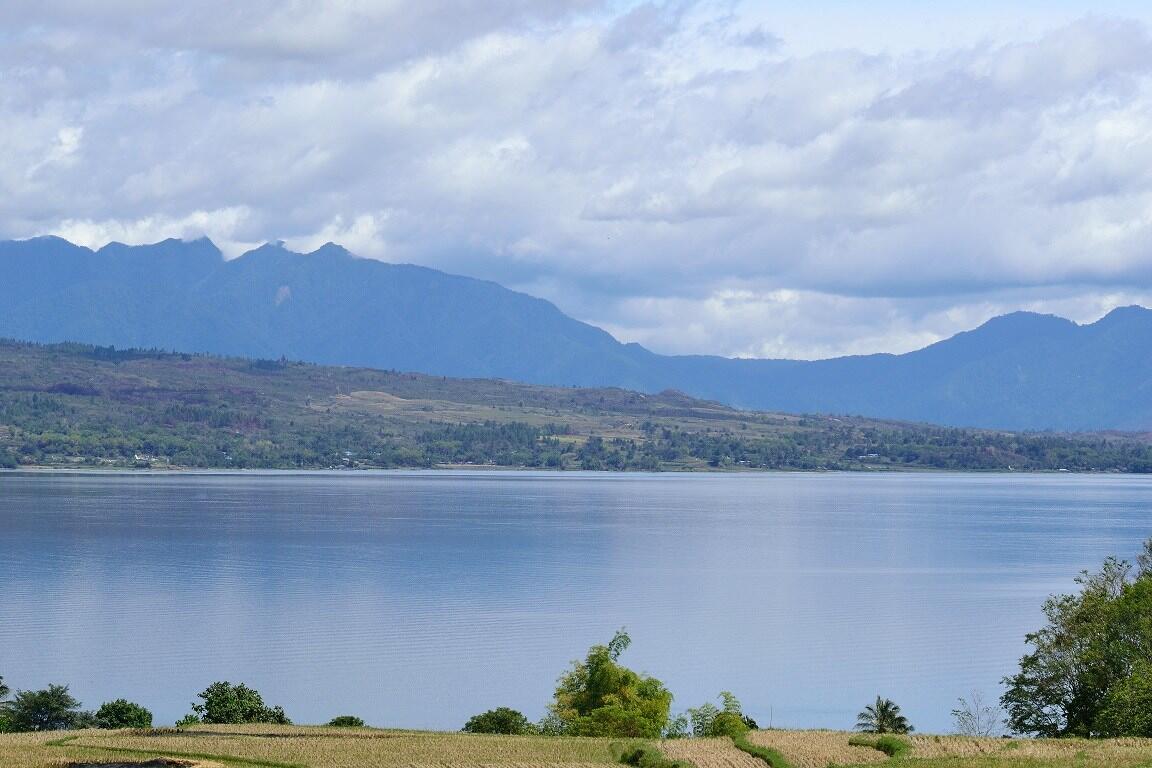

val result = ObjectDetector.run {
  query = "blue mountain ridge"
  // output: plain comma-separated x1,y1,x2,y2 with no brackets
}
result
2,235,1150,431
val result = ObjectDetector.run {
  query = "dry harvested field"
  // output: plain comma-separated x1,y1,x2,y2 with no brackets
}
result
0,726,618,768
6,727,1152,768
896,733,1152,767
660,736,764,768
746,729,887,768
748,729,1152,768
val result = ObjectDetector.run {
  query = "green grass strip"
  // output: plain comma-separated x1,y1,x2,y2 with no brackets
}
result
47,733,306,768
848,734,911,758
732,731,796,768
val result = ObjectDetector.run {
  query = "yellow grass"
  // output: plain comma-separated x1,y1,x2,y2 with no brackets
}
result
0,725,618,768
746,729,888,768
659,737,765,768
887,733,1152,768
6,727,1152,768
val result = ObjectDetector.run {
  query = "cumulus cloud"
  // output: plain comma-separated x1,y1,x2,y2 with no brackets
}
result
2,2,1152,358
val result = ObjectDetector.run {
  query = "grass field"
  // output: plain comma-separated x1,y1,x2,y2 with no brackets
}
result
4,727,1152,768
0,725,618,768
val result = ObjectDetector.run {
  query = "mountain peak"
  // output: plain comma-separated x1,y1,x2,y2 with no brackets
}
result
308,242,353,260
1095,305,1152,326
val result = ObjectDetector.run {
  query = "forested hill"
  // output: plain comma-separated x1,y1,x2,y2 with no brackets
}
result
1,339,1150,472
3,236,1152,431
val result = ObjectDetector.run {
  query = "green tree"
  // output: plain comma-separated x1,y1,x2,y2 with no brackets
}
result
1095,660,1152,737
686,691,751,738
327,715,366,727
855,696,912,734
0,676,11,733
1001,541,1152,737
548,629,673,738
462,707,536,735
95,699,153,729
7,684,82,732
188,682,290,725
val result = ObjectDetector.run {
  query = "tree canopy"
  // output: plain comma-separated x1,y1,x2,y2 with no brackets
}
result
188,681,290,725
5,684,82,732
548,629,673,738
95,699,153,729
855,696,913,734
1001,538,1152,737
462,707,536,735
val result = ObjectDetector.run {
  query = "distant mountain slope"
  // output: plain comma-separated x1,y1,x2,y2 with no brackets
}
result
2,338,1151,472
2,236,1150,431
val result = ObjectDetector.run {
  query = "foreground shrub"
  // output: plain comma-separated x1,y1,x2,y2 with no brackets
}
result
613,740,694,768
848,734,911,758
96,699,153,729
327,715,366,727
187,681,290,725
463,707,536,735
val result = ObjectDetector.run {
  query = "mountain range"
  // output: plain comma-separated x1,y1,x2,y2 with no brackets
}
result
2,235,1149,432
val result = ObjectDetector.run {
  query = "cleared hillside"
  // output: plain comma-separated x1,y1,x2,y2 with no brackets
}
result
1,339,1151,472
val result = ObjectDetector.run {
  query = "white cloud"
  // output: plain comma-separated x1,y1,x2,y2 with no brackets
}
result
3,2,1152,358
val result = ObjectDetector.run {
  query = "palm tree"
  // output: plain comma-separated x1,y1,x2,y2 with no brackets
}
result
856,696,913,734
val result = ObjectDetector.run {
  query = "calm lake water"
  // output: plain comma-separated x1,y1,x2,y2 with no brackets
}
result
1,470,1149,733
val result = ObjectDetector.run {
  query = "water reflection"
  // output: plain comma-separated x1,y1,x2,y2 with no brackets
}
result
1,470,1148,733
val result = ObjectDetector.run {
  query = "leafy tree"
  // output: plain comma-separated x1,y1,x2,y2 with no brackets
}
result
327,715,366,727
96,699,153,729
1001,540,1152,737
0,677,11,733
175,714,201,728
663,712,689,739
462,707,536,735
686,702,719,737
855,696,912,734
6,684,83,731
686,691,751,738
548,629,673,738
1094,660,1152,737
73,710,100,729
188,681,290,725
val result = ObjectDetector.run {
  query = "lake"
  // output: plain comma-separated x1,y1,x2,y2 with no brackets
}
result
1,470,1149,734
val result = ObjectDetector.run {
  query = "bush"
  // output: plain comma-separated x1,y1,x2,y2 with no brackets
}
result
710,711,749,738
848,734,911,758
327,715,366,727
187,681,290,725
96,699,153,729
613,741,694,768
463,707,536,735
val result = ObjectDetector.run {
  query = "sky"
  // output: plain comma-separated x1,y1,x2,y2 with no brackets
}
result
3,1,1152,360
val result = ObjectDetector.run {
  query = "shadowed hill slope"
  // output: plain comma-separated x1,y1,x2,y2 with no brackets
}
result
2,236,1150,431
